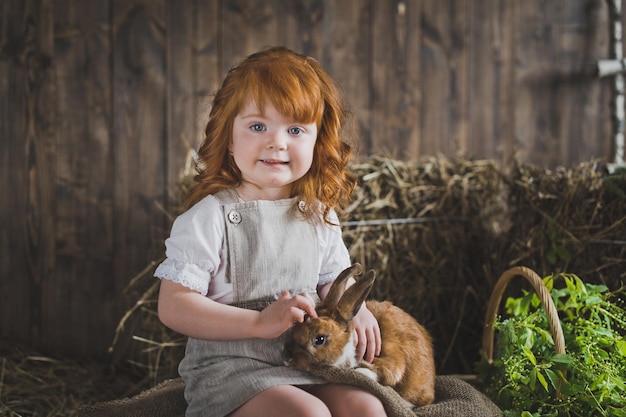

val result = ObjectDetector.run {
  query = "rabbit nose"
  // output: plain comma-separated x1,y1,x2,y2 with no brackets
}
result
282,347,293,363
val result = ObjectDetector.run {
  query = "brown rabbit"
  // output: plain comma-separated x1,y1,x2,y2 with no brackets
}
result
284,263,436,407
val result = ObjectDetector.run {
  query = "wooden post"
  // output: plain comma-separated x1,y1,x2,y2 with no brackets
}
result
598,0,625,166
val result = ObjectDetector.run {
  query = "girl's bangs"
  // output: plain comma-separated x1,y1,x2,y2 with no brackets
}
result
246,65,324,126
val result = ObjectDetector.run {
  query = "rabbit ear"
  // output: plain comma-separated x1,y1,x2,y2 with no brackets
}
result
323,263,364,308
333,269,376,323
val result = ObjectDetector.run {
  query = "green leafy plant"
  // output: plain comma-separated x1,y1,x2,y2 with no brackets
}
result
477,273,626,417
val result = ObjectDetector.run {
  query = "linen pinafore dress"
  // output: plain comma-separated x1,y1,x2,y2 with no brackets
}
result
179,190,326,417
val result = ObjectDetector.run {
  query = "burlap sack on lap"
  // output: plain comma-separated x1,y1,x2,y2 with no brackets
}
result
76,371,502,417
310,366,503,417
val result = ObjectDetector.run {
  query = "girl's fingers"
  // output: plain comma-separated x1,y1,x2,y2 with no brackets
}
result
272,292,316,324
351,305,382,363
354,328,365,361
277,290,292,301
291,292,318,318
290,306,308,323
354,325,379,363
365,325,381,363
374,322,382,356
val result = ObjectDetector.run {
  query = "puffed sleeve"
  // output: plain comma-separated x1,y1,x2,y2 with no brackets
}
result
317,209,351,286
154,196,224,295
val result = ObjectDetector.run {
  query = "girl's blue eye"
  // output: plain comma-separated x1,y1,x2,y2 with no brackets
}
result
288,127,303,135
251,123,265,132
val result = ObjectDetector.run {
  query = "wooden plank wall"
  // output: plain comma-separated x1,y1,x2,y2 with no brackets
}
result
0,0,615,361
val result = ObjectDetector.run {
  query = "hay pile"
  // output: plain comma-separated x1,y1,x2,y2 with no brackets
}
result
500,161,626,284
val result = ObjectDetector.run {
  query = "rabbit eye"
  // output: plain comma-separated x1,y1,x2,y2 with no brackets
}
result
313,335,327,347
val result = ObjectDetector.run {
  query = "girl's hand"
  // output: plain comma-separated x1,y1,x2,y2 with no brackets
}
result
353,304,381,363
257,291,318,339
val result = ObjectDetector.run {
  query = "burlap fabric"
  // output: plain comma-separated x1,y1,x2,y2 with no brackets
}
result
76,371,502,417
310,366,503,417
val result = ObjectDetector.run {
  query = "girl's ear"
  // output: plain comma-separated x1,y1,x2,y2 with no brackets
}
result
333,270,375,323
323,264,364,308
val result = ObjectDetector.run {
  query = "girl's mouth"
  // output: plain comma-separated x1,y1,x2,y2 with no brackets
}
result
261,159,289,165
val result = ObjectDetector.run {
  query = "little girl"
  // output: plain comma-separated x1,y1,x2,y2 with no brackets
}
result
156,47,385,417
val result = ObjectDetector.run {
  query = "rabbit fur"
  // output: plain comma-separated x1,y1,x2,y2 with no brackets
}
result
283,263,436,407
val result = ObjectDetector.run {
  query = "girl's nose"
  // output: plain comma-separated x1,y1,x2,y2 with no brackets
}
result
267,131,288,150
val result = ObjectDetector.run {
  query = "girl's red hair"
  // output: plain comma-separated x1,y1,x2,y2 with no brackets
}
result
185,47,356,224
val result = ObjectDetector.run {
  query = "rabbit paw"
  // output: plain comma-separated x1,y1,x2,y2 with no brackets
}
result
377,366,404,386
355,366,378,381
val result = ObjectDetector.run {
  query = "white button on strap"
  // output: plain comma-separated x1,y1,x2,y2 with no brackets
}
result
297,200,308,212
228,210,242,224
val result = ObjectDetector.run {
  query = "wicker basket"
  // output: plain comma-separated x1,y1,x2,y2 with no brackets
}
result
481,266,566,394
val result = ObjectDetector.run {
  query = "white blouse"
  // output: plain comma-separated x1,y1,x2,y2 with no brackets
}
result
154,194,351,304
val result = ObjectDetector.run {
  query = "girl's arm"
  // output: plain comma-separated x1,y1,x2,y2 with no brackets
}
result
158,279,318,340
318,281,382,363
